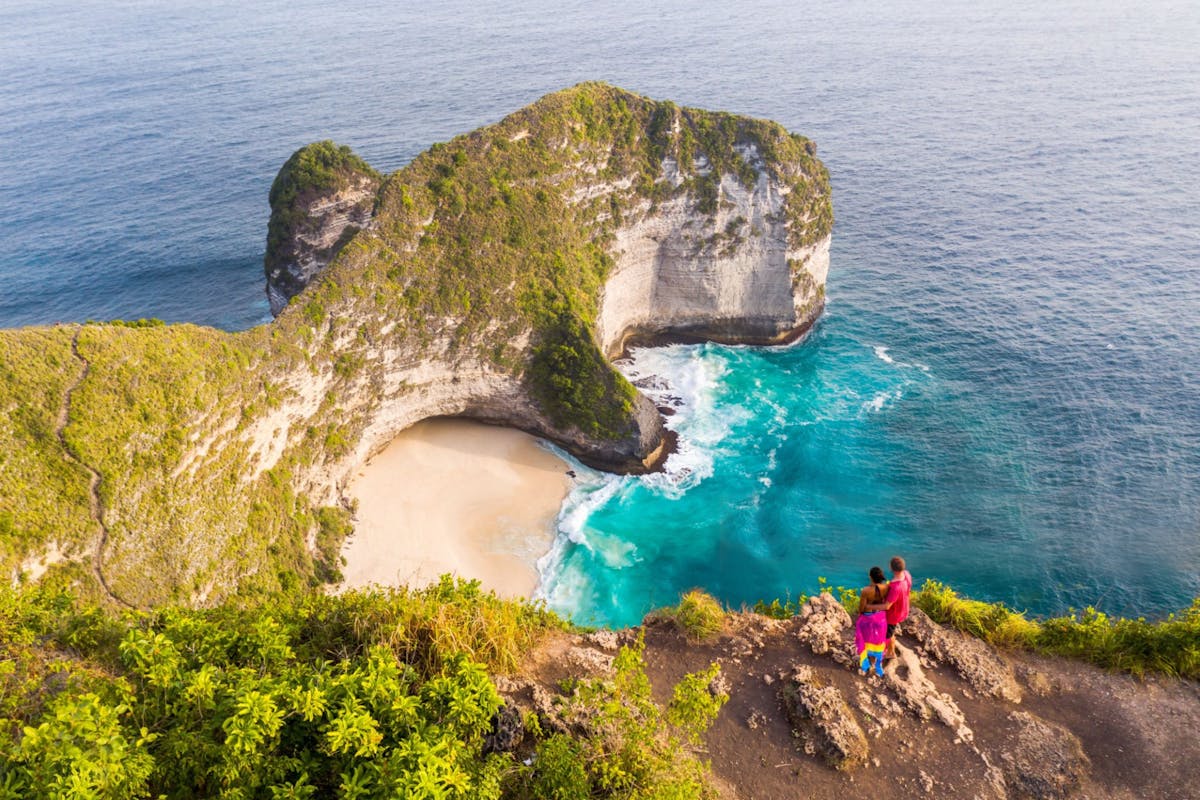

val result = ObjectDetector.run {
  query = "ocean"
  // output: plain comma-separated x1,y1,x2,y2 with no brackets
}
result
2,0,1198,625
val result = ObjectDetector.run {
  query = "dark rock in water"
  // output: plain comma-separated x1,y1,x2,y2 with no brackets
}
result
633,375,672,391
657,405,676,417
482,702,524,755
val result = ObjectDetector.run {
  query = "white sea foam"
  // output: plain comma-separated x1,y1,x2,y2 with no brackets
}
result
618,344,738,497
862,389,903,414
873,345,895,364
537,344,738,609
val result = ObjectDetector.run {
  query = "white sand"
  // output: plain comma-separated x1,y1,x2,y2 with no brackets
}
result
340,418,571,599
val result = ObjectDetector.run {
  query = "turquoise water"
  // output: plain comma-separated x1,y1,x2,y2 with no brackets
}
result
540,301,1200,626
2,1,1198,622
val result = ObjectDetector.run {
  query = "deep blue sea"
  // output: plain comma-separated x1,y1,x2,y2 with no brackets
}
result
3,0,1198,625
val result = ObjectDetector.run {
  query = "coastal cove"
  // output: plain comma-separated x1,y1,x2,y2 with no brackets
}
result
2,0,1198,624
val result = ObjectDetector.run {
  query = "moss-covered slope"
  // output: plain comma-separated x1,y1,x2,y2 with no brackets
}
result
0,84,832,606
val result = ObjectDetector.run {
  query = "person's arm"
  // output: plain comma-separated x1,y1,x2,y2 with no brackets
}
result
864,583,893,611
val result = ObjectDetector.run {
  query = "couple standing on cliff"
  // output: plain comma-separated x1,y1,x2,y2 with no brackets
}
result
854,556,912,677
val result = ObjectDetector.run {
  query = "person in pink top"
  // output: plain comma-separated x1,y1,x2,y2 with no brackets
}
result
883,556,912,660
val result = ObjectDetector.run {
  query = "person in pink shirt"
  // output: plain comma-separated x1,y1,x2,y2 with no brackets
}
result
883,555,912,660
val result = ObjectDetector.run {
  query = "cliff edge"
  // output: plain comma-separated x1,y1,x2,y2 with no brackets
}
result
0,84,831,606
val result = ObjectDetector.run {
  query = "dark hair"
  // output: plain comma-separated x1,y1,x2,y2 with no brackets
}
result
890,556,906,572
869,566,885,584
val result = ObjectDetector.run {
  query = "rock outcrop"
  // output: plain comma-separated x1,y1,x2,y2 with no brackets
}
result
795,591,854,659
997,711,1089,800
0,84,832,604
263,141,381,315
606,599,1193,799
780,664,869,770
905,607,1024,703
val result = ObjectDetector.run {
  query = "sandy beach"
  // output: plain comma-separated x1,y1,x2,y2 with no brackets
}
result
340,418,571,599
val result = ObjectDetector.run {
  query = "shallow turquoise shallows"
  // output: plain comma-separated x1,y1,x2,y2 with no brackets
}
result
2,0,1198,624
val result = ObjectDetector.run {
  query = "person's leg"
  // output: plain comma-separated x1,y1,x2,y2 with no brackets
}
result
885,624,897,659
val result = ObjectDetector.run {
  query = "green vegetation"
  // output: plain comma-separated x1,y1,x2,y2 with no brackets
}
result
755,579,1200,680
266,141,381,266
0,327,95,581
521,633,727,799
0,83,831,607
0,580,727,799
912,580,1200,679
654,590,726,642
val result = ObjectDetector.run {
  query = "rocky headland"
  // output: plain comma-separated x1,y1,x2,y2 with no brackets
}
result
0,83,831,606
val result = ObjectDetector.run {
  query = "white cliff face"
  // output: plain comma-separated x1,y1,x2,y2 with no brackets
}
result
595,150,829,357
266,175,379,316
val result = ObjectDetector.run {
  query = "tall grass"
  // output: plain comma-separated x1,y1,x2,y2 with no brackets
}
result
293,575,566,677
654,589,726,641
913,580,1200,679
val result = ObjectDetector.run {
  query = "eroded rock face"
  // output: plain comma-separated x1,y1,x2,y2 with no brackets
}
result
596,153,829,357
265,172,379,316
795,592,854,661
905,608,1024,703
780,665,869,770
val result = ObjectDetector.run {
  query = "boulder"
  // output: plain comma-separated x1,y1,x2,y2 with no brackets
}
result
780,665,869,770
795,592,853,662
998,711,1090,799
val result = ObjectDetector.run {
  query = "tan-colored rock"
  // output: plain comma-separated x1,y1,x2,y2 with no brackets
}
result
796,592,854,660
998,711,1089,799
596,151,829,357
904,608,1024,703
780,665,870,770
884,643,974,743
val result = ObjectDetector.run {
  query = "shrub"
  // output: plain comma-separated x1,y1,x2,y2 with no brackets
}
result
913,580,1200,679
512,632,725,799
661,590,725,642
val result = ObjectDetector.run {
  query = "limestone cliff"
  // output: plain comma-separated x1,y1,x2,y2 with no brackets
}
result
263,142,381,315
0,84,832,605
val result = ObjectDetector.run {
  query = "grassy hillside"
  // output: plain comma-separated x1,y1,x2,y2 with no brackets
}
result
0,84,831,607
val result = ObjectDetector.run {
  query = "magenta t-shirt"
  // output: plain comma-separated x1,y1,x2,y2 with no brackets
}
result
886,570,912,625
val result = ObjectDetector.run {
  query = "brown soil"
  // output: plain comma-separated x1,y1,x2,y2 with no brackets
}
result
509,607,1200,800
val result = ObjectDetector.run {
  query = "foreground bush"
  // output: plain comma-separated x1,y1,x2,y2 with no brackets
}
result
0,579,728,799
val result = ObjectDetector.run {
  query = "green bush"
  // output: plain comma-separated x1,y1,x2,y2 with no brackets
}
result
0,583,731,800
912,580,1200,679
660,590,725,642
512,633,726,800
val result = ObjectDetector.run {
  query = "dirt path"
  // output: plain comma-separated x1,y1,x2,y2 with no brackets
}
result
56,326,132,608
